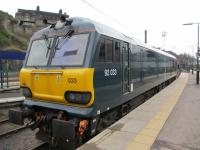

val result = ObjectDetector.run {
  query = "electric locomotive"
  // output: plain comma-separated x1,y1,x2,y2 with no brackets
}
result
9,16,178,149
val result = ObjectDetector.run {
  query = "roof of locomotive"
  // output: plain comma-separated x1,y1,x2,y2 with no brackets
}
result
31,17,176,60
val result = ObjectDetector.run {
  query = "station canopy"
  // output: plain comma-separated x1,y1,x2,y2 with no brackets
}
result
0,50,26,60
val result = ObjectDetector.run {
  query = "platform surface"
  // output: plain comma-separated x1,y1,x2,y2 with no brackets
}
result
0,81,19,92
151,73,200,150
78,73,193,150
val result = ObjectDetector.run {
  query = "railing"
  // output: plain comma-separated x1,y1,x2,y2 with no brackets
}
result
0,50,25,90
0,71,19,89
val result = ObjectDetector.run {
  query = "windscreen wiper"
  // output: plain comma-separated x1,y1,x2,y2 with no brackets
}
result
42,34,52,58
63,29,74,39
55,29,74,50
46,40,52,58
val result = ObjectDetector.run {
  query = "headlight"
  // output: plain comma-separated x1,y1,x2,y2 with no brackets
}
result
65,91,91,104
22,87,32,97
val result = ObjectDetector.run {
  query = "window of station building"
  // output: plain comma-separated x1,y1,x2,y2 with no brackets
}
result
115,41,120,62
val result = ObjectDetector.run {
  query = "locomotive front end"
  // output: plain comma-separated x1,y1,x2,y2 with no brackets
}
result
9,18,98,149
20,68,94,106
20,22,95,106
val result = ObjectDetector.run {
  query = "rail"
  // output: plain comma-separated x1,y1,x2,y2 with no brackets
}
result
0,123,27,138
0,126,46,150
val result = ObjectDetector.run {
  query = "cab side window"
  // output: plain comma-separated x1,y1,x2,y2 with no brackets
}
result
105,39,113,62
98,39,105,62
115,41,120,62
97,38,113,62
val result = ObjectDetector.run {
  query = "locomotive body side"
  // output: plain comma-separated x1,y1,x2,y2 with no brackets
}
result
93,35,177,115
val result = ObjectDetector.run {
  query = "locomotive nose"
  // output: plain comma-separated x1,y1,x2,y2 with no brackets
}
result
30,70,64,102
20,68,95,106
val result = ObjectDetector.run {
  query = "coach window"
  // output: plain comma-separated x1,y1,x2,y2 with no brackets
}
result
105,39,113,62
115,41,120,62
97,38,105,62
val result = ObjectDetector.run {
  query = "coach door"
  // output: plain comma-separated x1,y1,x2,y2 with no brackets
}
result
122,42,130,94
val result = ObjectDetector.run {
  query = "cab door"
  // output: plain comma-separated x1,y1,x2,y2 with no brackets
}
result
122,42,130,94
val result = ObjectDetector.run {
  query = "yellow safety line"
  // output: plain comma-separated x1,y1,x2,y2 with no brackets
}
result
125,74,189,150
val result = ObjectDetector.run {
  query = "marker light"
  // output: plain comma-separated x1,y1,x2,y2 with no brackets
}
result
65,91,91,104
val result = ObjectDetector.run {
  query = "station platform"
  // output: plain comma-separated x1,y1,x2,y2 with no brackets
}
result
78,72,200,150
0,96,24,104
0,81,19,92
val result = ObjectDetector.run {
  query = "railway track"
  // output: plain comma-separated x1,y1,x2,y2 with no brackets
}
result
29,142,48,150
0,119,27,138
0,110,49,150
0,100,23,124
0,112,9,121
0,95,47,149
0,118,9,125
0,124,46,150
0,99,48,150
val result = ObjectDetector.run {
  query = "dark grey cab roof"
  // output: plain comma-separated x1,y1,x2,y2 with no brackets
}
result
32,17,176,59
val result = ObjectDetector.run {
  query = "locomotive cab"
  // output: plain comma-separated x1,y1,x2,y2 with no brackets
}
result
20,18,96,107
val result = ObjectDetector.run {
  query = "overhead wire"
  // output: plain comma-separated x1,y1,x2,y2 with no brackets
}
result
80,0,134,35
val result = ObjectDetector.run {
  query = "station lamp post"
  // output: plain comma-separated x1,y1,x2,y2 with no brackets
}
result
188,46,195,74
162,31,167,50
183,23,200,84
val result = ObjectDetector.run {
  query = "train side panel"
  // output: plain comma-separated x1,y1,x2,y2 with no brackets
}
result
93,35,177,115
93,36,122,114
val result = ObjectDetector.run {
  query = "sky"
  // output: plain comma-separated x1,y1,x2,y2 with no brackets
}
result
1,0,200,55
